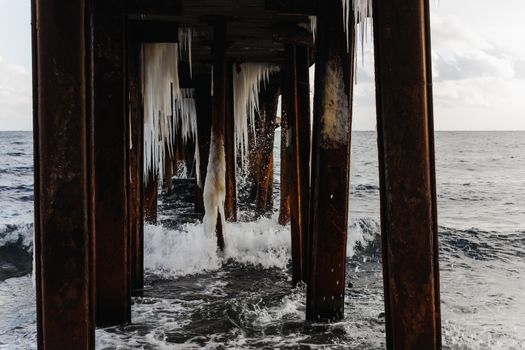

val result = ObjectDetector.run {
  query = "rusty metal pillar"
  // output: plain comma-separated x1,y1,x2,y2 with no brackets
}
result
373,0,441,348
92,0,130,327
285,44,312,285
306,0,354,322
209,22,228,250
33,0,95,347
127,35,144,294
224,62,237,222
144,172,158,223
163,142,174,194
194,74,212,215
255,79,280,216
296,45,312,283
278,73,291,226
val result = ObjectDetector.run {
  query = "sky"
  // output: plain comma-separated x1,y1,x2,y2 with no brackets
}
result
0,0,524,130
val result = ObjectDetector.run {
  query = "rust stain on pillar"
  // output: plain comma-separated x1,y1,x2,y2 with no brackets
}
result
372,0,441,348
92,0,131,327
127,35,144,294
211,22,228,250
224,62,238,221
306,0,355,321
33,0,95,347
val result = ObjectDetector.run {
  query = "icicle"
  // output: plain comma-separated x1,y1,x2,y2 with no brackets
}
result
232,63,279,172
351,0,373,60
309,16,317,42
143,43,180,185
178,28,194,78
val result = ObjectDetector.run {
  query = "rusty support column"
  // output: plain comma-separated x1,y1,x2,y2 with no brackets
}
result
127,35,144,294
208,22,227,250
373,0,441,348
33,0,95,347
295,46,312,283
224,62,237,221
284,44,311,285
162,142,174,194
306,0,354,321
278,78,291,225
92,0,130,327
194,74,212,214
144,172,158,223
255,80,280,216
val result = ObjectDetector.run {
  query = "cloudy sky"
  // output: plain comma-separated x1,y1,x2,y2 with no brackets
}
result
0,0,524,130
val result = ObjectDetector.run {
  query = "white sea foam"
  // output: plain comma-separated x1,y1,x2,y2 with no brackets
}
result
143,215,374,278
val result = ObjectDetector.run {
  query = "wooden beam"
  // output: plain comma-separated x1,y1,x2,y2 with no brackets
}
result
92,0,130,327
373,0,441,348
127,0,182,17
266,0,316,15
273,25,314,48
128,20,179,43
33,0,95,347
306,0,354,322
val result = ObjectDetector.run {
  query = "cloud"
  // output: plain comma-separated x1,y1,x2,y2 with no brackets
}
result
0,56,32,130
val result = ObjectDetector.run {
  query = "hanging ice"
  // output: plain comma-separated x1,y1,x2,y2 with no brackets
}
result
232,63,279,171
143,40,199,186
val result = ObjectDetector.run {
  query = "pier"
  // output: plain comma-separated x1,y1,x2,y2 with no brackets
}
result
31,0,441,348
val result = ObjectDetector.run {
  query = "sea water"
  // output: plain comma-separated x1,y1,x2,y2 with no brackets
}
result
1,131,524,349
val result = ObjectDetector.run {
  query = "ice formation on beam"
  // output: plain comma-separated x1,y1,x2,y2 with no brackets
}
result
178,28,194,78
143,39,198,185
340,0,373,53
232,63,279,169
143,43,179,184
203,132,226,239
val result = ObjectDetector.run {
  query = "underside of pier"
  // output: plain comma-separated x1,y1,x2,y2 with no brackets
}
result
32,0,442,349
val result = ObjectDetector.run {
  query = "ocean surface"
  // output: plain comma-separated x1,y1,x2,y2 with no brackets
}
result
1,130,524,349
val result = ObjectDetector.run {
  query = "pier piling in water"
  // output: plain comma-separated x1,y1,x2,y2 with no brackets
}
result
306,0,355,322
32,0,442,347
373,0,441,348
92,0,131,327
127,34,145,294
33,0,95,347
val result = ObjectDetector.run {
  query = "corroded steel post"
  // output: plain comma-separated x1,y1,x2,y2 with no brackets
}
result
255,80,280,216
285,44,312,285
373,0,441,348
283,44,303,284
295,46,311,283
92,0,130,327
210,22,227,250
278,71,291,226
306,0,354,321
33,0,95,347
127,35,144,294
224,62,238,221
144,172,158,223
194,74,212,215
